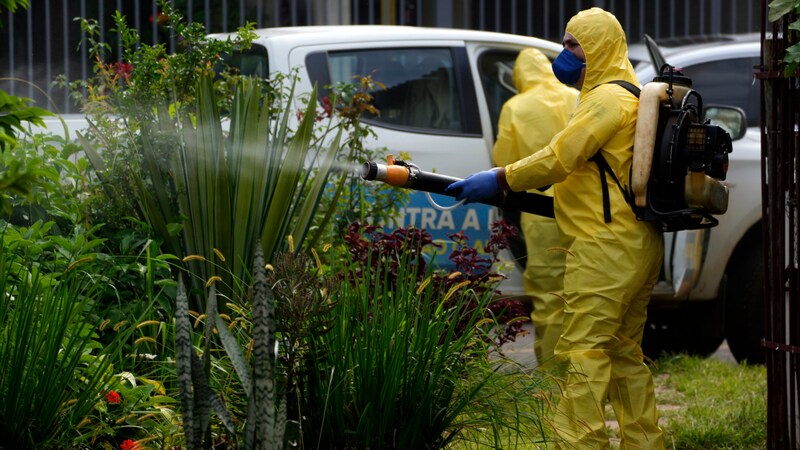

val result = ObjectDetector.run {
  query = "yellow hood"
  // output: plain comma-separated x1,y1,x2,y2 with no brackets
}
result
512,47,562,94
566,7,638,93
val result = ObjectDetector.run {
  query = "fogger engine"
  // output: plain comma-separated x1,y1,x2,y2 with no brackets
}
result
359,156,555,218
632,64,733,231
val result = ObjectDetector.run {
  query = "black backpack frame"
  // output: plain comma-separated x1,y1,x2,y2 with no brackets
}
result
589,72,732,232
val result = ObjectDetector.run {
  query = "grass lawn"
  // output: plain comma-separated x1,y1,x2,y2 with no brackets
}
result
605,353,767,449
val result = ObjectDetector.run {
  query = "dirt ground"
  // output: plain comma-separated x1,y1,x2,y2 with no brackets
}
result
503,322,735,367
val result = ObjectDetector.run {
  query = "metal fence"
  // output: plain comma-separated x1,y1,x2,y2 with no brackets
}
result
759,0,800,445
3,0,761,114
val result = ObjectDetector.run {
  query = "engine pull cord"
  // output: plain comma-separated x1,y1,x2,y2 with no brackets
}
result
424,190,466,211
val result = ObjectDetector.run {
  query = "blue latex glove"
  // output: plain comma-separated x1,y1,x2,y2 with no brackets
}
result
446,169,501,203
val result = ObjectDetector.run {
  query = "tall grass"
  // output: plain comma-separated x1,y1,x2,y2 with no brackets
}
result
0,226,140,448
295,236,556,449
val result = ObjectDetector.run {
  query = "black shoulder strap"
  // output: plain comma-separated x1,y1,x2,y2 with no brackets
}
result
589,152,636,222
606,79,641,98
589,80,640,223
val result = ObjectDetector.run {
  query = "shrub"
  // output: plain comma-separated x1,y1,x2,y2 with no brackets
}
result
276,223,552,448
0,223,148,449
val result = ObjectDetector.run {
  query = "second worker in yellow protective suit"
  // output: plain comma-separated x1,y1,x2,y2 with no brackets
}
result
448,7,664,449
491,48,578,363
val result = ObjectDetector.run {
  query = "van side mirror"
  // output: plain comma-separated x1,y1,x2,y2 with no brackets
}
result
704,105,747,141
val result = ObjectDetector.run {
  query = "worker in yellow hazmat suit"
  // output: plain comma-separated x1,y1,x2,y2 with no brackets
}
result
491,48,578,362
448,7,664,449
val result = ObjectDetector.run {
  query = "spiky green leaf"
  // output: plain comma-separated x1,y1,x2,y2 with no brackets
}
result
174,278,196,449
208,284,252,394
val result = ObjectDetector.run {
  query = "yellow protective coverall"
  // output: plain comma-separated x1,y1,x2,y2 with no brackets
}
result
491,48,578,362
503,8,665,449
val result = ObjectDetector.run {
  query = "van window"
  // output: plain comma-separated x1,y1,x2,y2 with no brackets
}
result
326,48,462,133
680,57,760,128
219,44,269,79
477,50,520,139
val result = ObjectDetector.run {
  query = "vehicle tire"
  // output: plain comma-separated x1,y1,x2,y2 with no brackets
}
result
641,301,725,360
724,224,765,364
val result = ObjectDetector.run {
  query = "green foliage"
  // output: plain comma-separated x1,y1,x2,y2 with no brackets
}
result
64,1,258,236
72,372,181,449
175,277,237,448
168,227,551,449
289,227,554,449
244,242,286,449
74,1,256,118
0,223,143,449
0,92,55,214
174,241,286,448
0,89,52,152
73,1,376,314
768,0,800,76
652,354,767,450
91,229,178,381
0,0,27,10
1,133,180,378
1,133,91,228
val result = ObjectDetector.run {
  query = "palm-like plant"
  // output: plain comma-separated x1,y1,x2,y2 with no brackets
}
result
127,72,340,309
75,3,350,310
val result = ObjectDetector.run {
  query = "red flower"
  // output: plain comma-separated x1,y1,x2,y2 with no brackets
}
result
120,439,138,450
105,390,121,404
112,62,132,81
321,96,333,118
148,12,169,25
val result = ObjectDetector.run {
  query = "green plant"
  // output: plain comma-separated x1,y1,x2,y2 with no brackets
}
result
0,223,144,449
0,131,80,223
92,232,178,378
768,0,800,76
0,0,28,19
649,354,766,450
174,240,286,448
74,3,373,313
0,136,180,376
0,89,52,152
1,132,92,229
342,222,529,345
289,223,553,449
71,372,181,449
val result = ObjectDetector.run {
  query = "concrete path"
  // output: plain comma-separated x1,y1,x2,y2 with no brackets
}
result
502,322,737,368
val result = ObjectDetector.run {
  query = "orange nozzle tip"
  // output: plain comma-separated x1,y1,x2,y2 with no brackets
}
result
384,165,410,187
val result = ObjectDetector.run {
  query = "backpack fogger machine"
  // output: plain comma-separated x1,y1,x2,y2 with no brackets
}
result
359,156,555,218
631,64,733,231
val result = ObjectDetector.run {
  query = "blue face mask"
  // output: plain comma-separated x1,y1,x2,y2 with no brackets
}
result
552,49,586,85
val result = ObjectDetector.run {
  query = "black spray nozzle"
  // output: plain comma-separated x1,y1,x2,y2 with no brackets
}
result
360,161,379,181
